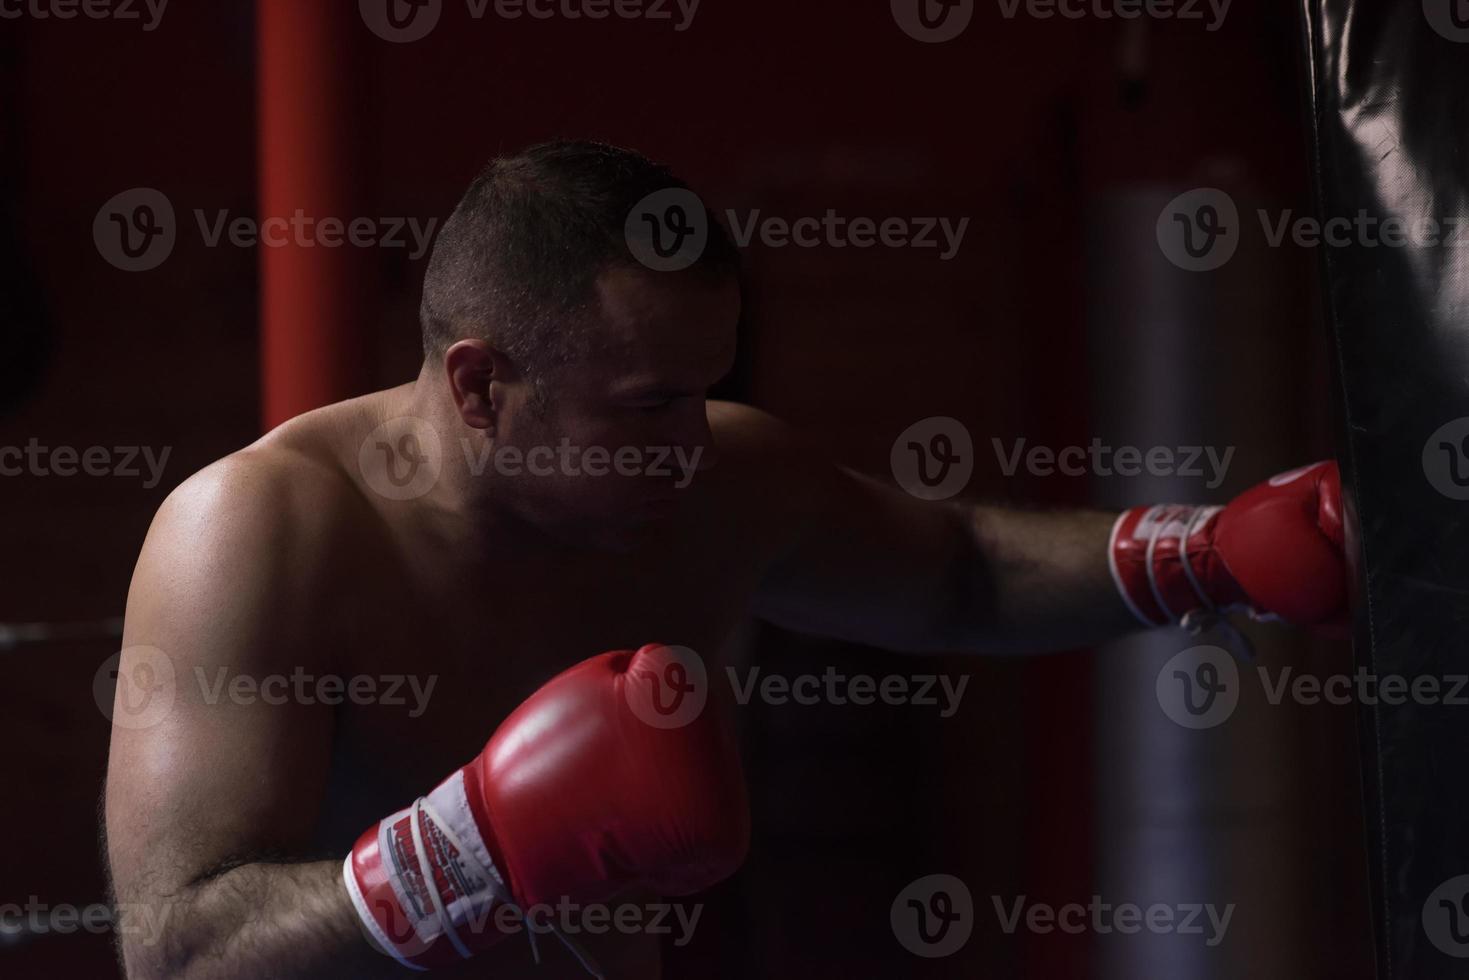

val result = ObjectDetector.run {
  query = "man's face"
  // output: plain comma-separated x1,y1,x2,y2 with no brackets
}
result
494,264,739,548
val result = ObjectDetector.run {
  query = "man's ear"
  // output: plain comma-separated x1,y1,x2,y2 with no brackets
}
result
443,339,514,432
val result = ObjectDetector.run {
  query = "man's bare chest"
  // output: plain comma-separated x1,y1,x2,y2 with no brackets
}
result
313,528,761,849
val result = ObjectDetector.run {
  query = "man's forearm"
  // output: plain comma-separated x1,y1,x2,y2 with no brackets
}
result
955,460,1349,652
120,860,389,980
953,504,1138,654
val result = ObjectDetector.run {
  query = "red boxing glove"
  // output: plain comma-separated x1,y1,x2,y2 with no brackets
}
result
1109,460,1346,629
343,644,748,971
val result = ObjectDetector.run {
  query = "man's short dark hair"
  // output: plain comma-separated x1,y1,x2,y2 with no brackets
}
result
419,140,738,388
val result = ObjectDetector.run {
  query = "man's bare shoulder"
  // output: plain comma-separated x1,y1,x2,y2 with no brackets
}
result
702,401,837,530
706,400,810,462
125,419,388,680
705,399,843,492
134,404,390,622
156,445,359,556
150,389,401,556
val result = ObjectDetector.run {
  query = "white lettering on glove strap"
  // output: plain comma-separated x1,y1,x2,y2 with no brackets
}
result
346,770,508,966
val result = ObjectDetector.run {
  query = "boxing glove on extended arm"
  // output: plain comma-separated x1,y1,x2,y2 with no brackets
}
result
343,644,748,971
1109,460,1347,629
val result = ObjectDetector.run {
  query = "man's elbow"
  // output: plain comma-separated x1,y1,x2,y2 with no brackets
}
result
925,509,1001,652
114,891,212,980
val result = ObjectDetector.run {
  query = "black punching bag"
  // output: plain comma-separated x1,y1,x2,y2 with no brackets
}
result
1299,4,1469,978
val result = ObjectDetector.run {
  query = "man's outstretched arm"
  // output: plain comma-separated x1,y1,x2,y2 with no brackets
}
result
726,404,1346,655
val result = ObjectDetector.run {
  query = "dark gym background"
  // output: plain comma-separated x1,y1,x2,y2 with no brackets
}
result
1,2,1370,977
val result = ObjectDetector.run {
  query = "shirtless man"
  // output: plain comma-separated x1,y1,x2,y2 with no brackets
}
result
103,140,1348,979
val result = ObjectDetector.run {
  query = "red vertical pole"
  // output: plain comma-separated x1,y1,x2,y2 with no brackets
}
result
256,1,372,430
